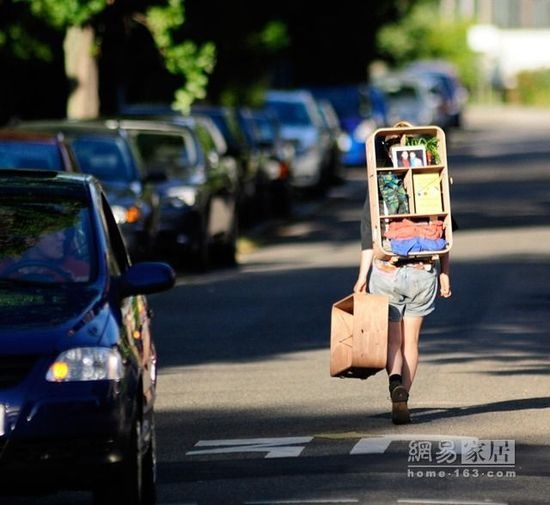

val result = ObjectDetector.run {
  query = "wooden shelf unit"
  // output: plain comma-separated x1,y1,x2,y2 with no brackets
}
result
366,124,453,260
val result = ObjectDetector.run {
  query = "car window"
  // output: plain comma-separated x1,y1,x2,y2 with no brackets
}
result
265,101,312,127
70,137,134,182
0,141,63,170
253,115,277,143
0,196,95,284
132,131,200,179
384,84,419,102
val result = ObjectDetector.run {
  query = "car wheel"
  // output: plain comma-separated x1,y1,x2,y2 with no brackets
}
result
192,227,210,272
188,212,210,272
93,415,156,505
218,212,238,267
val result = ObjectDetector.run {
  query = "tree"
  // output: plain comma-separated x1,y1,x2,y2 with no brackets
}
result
10,0,215,118
376,0,477,90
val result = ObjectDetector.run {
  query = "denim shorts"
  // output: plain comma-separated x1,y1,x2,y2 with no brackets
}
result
369,261,438,322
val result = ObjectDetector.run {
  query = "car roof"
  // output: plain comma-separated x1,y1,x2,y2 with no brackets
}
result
266,89,316,101
102,118,195,134
0,128,68,143
0,168,95,196
15,120,128,138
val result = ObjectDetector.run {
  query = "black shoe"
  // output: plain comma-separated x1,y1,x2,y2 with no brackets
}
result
391,385,410,425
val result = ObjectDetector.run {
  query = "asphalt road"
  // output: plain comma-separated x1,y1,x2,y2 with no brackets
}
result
3,104,550,504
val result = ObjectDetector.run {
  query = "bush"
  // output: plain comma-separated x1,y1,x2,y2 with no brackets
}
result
516,68,550,106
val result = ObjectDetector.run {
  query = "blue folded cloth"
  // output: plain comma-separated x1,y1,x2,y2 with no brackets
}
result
390,237,447,255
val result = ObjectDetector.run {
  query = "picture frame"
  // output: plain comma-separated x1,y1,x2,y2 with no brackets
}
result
391,145,427,168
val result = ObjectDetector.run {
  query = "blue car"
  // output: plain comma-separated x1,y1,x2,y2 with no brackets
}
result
309,84,389,167
0,169,175,503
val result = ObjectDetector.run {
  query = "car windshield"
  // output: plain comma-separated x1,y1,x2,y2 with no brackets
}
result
131,131,202,179
384,84,419,102
253,116,277,143
314,90,362,118
265,101,312,127
70,136,134,182
0,196,95,285
0,141,63,170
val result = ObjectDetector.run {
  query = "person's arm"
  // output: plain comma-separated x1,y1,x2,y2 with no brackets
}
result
354,248,374,293
354,195,374,292
438,252,451,298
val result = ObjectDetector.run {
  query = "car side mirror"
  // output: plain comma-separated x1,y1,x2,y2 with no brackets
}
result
119,262,176,297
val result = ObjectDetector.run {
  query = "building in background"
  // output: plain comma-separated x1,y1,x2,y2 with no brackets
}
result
441,0,550,98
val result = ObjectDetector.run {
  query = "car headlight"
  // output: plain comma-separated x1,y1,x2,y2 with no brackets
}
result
111,205,141,224
46,347,123,382
166,186,197,207
338,132,352,152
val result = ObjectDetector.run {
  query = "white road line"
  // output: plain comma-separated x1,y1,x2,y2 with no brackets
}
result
245,500,359,504
187,436,314,458
397,499,508,505
351,435,479,455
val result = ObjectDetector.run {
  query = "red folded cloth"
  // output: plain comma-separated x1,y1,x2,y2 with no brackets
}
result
384,218,444,240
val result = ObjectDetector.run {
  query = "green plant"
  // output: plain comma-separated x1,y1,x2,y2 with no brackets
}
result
406,135,440,164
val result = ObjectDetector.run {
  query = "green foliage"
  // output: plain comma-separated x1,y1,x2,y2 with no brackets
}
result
516,68,550,106
406,135,440,164
7,0,216,114
246,20,290,53
376,0,478,90
146,0,216,114
15,0,108,28
1,22,54,60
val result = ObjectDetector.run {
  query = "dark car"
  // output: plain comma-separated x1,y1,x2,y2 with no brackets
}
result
0,169,175,503
236,106,294,218
190,104,268,227
0,128,80,172
106,118,240,270
15,120,162,261
122,102,261,229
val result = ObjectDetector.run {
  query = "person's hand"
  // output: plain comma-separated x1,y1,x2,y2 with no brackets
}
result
439,272,451,298
353,278,367,293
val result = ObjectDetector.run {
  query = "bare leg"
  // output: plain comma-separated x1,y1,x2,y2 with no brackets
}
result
386,320,403,377
401,315,424,392
386,320,411,425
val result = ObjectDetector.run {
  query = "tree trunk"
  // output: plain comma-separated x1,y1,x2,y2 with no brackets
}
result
64,25,99,119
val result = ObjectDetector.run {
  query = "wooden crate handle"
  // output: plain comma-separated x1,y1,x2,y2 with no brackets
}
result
392,121,414,128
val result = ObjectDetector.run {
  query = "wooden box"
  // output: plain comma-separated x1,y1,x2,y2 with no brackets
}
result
330,292,388,379
366,122,453,260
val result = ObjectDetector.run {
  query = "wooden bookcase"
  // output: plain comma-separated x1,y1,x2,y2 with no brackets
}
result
366,123,453,260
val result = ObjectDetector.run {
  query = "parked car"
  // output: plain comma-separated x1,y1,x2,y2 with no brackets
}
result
315,98,344,182
236,106,294,218
0,168,175,503
264,89,332,194
105,117,240,270
191,104,268,228
14,120,162,262
0,128,80,172
375,72,448,128
405,59,469,128
309,84,389,167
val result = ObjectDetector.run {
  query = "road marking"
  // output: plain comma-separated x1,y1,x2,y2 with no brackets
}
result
397,500,508,505
186,436,314,458
245,500,359,504
351,435,479,455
